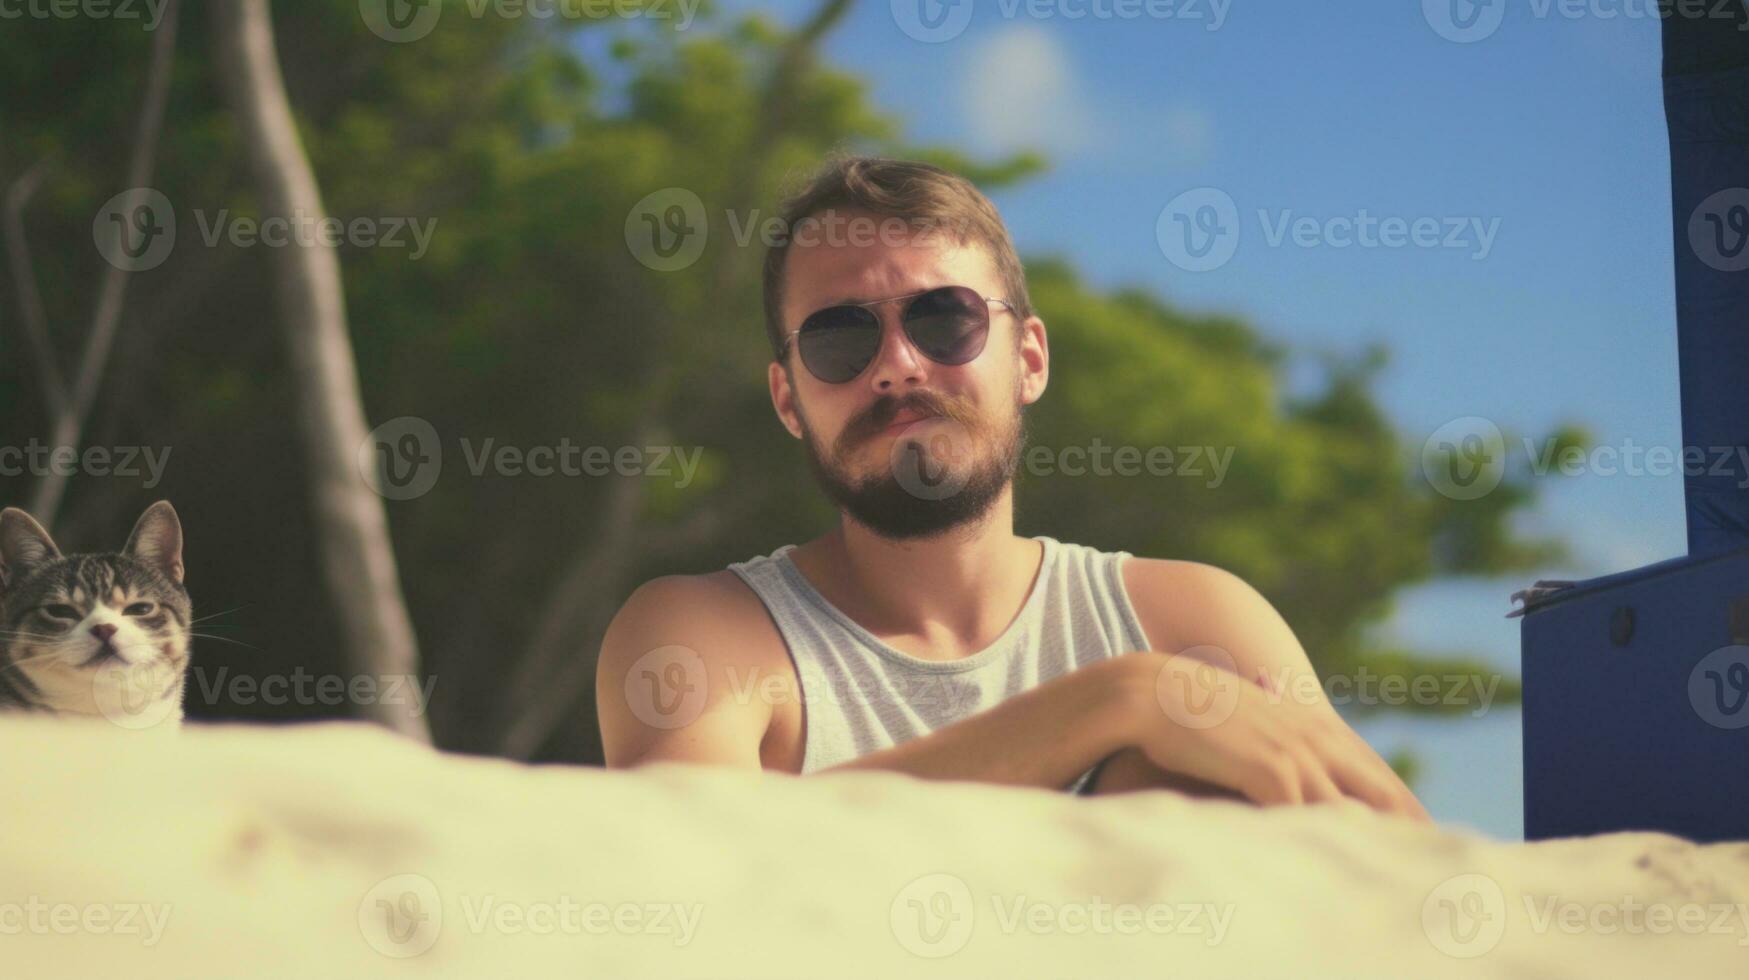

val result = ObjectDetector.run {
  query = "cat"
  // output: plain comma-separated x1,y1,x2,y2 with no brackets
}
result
0,501,192,729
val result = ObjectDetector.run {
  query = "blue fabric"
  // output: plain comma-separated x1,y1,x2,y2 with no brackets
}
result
1663,10,1749,557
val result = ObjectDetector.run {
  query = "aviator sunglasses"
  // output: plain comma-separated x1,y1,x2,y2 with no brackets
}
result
779,285,1014,384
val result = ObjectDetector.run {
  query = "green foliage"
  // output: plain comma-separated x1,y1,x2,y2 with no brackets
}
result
0,0,1565,761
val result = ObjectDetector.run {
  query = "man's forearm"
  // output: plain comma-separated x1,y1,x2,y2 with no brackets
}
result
815,652,1153,791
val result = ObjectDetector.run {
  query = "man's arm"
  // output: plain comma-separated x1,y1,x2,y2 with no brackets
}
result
1121,557,1430,819
818,654,1144,789
595,573,1150,790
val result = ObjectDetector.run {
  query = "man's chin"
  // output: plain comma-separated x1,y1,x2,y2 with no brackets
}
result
839,496,989,541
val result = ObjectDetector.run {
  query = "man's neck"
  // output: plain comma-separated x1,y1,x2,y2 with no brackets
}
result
787,488,1044,660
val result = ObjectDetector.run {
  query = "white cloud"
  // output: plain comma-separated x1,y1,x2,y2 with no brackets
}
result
960,25,1095,157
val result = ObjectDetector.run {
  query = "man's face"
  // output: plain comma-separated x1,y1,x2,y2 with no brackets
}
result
768,212,1049,539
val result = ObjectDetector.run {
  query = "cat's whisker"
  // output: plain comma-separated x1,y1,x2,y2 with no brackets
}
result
187,632,262,651
0,629,65,640
189,605,250,626
1,650,70,673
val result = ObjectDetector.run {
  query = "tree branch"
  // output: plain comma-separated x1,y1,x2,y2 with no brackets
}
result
24,0,182,530
4,158,65,419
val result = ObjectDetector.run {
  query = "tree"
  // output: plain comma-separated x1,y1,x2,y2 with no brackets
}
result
209,0,429,741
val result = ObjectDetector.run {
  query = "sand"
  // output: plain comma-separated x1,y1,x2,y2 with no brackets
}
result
4,713,1747,978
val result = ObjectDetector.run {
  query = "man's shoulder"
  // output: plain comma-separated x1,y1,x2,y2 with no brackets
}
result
604,568,792,675
615,568,775,635
1118,555,1272,651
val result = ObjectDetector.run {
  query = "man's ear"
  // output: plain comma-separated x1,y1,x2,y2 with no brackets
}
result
1018,314,1050,406
125,500,185,585
768,360,805,439
0,507,62,592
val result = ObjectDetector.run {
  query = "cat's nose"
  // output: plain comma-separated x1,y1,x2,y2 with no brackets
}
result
90,623,118,643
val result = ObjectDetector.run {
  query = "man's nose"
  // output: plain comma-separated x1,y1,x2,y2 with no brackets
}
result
90,623,118,643
865,313,927,392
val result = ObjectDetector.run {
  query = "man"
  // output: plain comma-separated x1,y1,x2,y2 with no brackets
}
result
596,156,1429,819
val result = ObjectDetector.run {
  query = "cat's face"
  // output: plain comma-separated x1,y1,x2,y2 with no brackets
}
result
0,502,191,723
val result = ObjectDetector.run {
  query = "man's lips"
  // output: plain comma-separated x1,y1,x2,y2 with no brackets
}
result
883,410,938,431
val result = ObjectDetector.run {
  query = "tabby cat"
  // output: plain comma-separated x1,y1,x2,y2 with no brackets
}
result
0,501,192,728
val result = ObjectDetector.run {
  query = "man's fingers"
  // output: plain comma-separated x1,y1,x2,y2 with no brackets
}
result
1327,748,1433,822
1292,747,1345,804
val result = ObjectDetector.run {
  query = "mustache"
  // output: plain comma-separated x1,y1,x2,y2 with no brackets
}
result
835,391,971,452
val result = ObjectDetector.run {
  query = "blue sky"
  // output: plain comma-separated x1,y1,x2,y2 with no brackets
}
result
603,2,1695,837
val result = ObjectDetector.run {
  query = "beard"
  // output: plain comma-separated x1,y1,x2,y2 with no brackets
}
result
797,385,1026,541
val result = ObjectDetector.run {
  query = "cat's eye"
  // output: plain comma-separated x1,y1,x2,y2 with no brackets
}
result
40,604,80,621
124,602,156,616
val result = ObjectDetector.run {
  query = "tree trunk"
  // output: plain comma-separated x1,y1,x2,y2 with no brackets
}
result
209,0,430,742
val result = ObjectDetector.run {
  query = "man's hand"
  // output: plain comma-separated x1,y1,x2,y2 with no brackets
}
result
1119,651,1432,822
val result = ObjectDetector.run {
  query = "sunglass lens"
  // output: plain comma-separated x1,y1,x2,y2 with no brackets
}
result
797,306,881,383
904,286,989,365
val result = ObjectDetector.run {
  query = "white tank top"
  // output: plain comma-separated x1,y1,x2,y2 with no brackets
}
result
727,536,1152,793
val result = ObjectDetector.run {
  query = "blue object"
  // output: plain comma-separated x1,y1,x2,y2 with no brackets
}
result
1518,6,1749,842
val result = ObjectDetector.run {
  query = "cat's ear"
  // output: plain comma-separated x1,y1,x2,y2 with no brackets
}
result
0,507,62,591
125,501,185,585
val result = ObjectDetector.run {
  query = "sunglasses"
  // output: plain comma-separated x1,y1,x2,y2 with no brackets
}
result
779,285,1014,384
